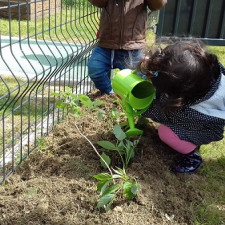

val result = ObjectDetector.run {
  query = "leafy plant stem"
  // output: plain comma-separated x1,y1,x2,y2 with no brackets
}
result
117,143,125,169
73,121,115,182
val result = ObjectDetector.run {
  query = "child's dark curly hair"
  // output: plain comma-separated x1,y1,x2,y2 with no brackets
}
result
139,40,220,111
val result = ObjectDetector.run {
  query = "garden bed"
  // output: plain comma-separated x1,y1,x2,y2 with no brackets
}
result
0,90,224,225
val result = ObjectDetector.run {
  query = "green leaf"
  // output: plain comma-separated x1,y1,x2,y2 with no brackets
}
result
126,148,135,164
97,141,116,150
113,124,126,141
74,111,81,118
65,86,72,93
123,182,138,200
125,139,133,148
56,100,67,109
131,183,141,195
97,109,105,121
111,107,118,119
78,94,92,107
93,100,104,107
125,140,135,159
97,193,115,209
112,167,125,177
97,180,110,193
120,112,126,117
101,184,121,196
104,201,113,212
118,141,125,151
119,121,128,127
93,173,113,181
100,152,111,169
51,92,60,97
112,174,122,179
71,93,78,100
71,101,79,108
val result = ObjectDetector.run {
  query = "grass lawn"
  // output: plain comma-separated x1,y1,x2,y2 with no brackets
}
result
0,5,99,43
0,75,57,152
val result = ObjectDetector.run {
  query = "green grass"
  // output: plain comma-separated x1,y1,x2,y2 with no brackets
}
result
194,139,225,225
0,5,99,43
207,46,225,65
0,75,56,149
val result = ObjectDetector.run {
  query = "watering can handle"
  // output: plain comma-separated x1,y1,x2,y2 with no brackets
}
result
132,107,149,116
122,100,149,116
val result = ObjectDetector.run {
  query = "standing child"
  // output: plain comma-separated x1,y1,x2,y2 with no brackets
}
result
87,0,167,94
139,40,225,173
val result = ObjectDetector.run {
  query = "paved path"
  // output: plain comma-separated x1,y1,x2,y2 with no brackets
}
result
0,36,86,81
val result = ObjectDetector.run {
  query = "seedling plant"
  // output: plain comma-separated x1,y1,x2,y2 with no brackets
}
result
53,87,141,212
52,86,105,120
93,124,141,212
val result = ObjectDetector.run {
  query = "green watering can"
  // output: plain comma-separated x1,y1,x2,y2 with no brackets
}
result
112,69,155,136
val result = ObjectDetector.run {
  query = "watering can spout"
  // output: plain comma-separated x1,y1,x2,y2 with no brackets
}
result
112,69,155,136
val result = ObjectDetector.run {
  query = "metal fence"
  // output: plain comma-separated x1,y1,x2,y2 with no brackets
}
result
157,0,225,46
0,0,100,184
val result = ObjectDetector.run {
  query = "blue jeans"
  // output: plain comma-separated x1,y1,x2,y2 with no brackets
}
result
88,46,142,94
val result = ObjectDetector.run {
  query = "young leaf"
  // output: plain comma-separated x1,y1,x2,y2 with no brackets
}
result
97,141,116,150
78,94,92,107
97,193,115,209
97,109,106,121
125,140,135,159
120,112,126,117
118,141,125,151
51,92,60,97
93,100,104,108
93,173,113,181
125,139,133,148
123,182,138,200
104,201,113,212
101,184,121,196
131,183,141,195
111,107,118,120
56,100,67,109
74,111,81,118
112,167,126,178
124,148,135,168
112,174,122,179
97,180,110,194
65,86,72,93
113,124,126,141
71,93,78,100
100,152,111,169
120,121,128,127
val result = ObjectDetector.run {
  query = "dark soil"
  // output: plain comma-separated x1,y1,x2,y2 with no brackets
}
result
0,91,208,225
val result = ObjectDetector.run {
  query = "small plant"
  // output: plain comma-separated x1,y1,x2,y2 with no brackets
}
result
53,87,141,212
52,86,105,119
93,124,141,212
107,101,126,126
97,124,140,169
93,167,140,212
